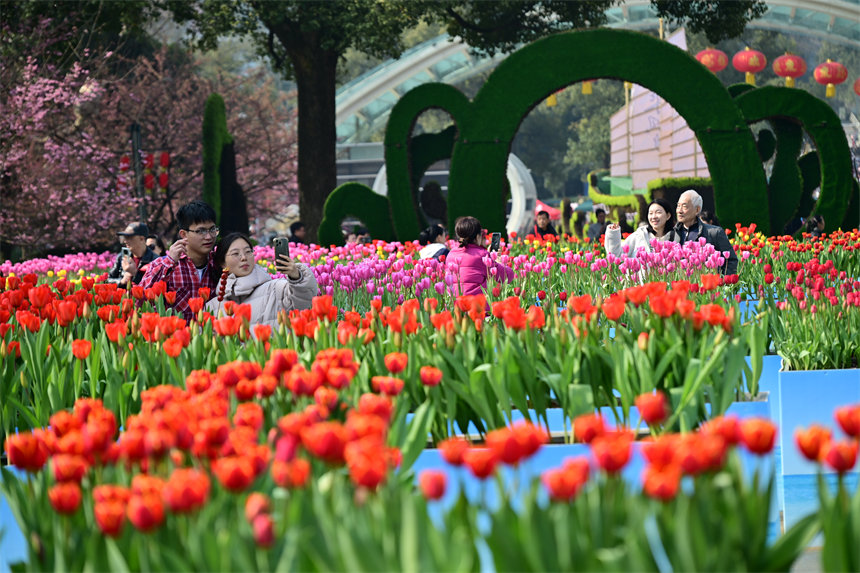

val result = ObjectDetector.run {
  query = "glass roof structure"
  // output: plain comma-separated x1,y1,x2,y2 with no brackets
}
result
335,0,860,143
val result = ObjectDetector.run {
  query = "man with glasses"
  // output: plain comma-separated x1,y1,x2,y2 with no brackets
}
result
108,222,157,287
139,200,221,320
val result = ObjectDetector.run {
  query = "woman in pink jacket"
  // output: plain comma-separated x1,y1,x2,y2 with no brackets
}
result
445,216,514,297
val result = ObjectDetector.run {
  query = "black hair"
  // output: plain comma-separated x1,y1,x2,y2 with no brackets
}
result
699,210,719,226
537,210,550,218
214,232,252,270
645,198,676,236
805,214,824,232
454,216,483,247
290,221,305,235
146,234,167,254
595,209,606,217
418,224,446,245
176,200,216,230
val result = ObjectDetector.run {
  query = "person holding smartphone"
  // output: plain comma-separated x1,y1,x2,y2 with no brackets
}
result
205,232,318,327
445,216,514,297
108,222,157,287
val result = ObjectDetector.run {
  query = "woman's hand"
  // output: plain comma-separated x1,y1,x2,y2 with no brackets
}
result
275,254,300,280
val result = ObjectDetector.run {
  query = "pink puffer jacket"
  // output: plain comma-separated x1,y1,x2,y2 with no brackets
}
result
445,244,514,297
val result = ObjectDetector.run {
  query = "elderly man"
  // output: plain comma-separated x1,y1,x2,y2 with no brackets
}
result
674,190,738,275
108,222,157,286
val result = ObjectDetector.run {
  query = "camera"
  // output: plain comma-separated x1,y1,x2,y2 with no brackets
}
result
121,247,131,258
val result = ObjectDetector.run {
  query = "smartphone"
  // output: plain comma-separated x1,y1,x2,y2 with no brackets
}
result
121,247,131,258
273,236,290,261
490,232,501,252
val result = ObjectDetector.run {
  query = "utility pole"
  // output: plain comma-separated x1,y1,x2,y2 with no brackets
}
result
130,123,147,223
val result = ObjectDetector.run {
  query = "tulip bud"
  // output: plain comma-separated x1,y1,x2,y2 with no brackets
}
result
637,332,649,351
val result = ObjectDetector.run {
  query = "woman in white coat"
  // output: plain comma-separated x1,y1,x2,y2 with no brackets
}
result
206,233,318,327
604,198,680,258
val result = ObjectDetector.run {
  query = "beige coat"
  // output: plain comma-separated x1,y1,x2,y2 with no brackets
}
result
205,264,318,328
605,225,680,258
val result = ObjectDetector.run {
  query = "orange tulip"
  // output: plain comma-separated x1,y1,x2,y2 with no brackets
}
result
635,392,668,426
642,464,681,501
794,425,832,462
822,440,858,474
462,448,499,480
834,405,860,438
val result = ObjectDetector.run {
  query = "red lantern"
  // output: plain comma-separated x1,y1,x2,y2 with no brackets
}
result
772,53,806,88
159,152,170,168
854,77,860,96
144,173,155,190
696,48,728,73
119,155,130,172
143,153,155,170
158,172,169,189
814,59,848,98
732,47,767,85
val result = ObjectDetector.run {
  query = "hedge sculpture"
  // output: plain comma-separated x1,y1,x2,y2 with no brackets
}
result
319,28,858,242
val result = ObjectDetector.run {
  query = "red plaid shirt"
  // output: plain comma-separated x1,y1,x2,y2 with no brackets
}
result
139,253,219,321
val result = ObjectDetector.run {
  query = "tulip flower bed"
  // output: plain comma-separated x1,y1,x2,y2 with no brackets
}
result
2,367,858,571
2,225,859,570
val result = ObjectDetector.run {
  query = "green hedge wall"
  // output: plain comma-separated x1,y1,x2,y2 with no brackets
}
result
202,93,232,222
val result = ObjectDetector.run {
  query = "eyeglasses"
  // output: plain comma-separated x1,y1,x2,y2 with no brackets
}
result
185,226,219,237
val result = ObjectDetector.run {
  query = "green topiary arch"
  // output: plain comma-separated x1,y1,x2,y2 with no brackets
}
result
384,28,769,235
734,86,855,233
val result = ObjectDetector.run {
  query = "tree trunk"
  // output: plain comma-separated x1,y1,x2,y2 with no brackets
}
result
288,41,339,245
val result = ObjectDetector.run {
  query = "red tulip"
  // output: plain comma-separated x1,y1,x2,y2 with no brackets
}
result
301,422,347,465
5,432,50,472
345,436,389,490
95,500,126,537
462,448,499,480
127,493,165,532
835,405,860,438
271,458,311,489
591,430,633,474
822,440,858,474
635,392,668,426
541,457,590,502
71,339,91,360
573,413,605,444
642,465,681,501
357,393,393,423
419,366,443,387
252,514,275,548
739,418,777,455
212,456,256,492
795,425,832,462
51,454,89,483
49,482,82,515
439,437,469,466
371,375,404,396
244,492,271,523
418,470,447,500
383,352,408,374
163,469,210,513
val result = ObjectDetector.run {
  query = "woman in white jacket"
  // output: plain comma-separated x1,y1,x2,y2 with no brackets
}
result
604,198,680,258
206,233,318,327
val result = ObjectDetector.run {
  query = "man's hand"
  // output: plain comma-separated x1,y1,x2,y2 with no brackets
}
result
275,254,300,280
168,239,188,262
121,256,138,276
606,223,620,231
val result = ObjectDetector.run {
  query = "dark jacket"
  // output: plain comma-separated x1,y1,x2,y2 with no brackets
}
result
675,218,738,275
108,247,157,285
534,222,558,237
